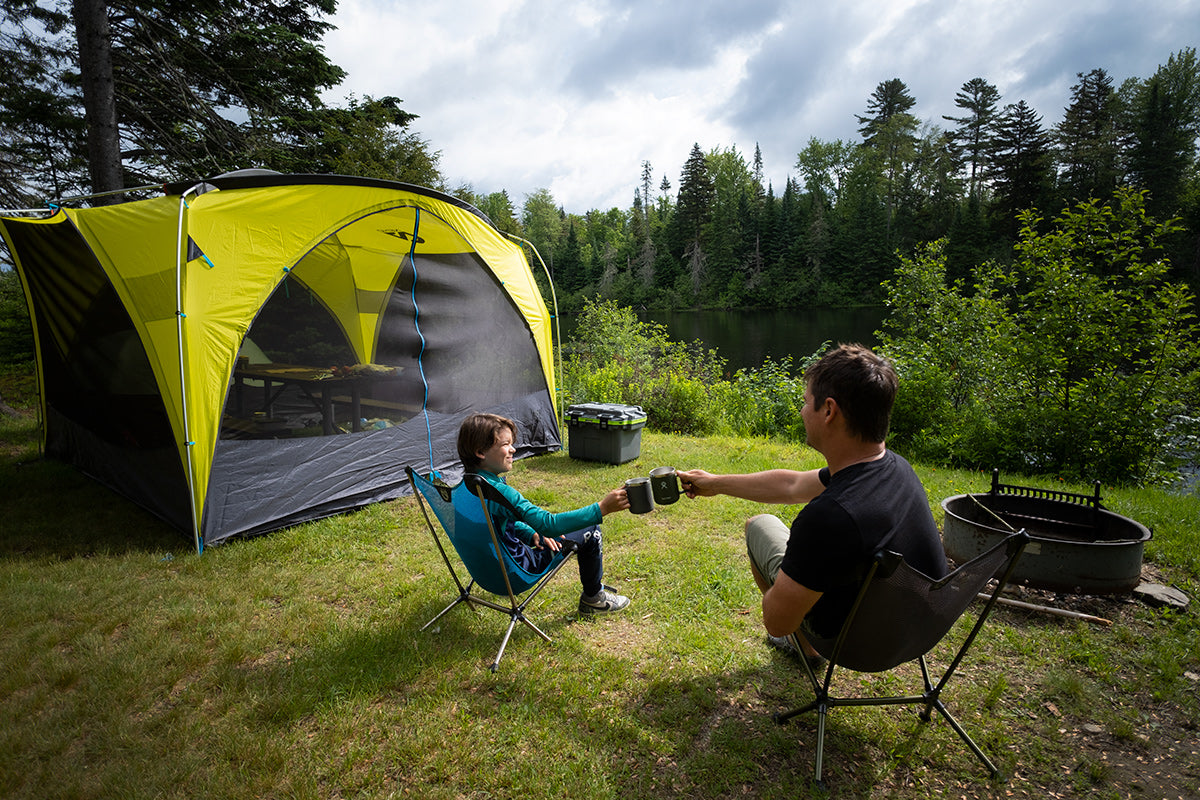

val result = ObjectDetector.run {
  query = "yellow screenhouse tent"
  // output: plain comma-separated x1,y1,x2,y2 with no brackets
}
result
0,173,560,551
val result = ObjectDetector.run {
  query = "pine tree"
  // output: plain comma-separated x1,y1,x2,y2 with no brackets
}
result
858,79,919,245
1123,48,1200,220
1,0,356,198
857,78,917,146
943,77,1002,201
1055,68,1120,205
990,100,1055,238
669,144,714,294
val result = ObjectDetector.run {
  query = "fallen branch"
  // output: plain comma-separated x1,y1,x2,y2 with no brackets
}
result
979,592,1113,626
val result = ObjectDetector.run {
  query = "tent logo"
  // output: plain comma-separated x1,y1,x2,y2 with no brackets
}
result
381,229,425,244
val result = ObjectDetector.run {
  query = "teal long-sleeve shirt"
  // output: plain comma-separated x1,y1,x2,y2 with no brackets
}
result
473,469,602,544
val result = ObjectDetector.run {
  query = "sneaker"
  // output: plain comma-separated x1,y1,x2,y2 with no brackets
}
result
578,585,630,615
766,634,826,671
767,633,799,656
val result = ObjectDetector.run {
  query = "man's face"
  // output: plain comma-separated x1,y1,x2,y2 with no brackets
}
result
801,386,819,449
801,385,836,452
477,427,516,474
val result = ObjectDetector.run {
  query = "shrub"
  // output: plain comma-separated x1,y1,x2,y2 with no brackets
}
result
881,190,1200,485
722,356,813,439
562,297,726,435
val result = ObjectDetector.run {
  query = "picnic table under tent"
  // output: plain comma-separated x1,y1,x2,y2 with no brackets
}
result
0,172,561,552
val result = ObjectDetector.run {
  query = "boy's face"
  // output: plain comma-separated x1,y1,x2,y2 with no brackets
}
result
477,426,516,474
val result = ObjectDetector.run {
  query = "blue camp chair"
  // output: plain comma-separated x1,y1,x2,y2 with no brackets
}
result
406,466,578,672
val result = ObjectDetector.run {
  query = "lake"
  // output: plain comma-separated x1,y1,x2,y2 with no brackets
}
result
558,307,889,372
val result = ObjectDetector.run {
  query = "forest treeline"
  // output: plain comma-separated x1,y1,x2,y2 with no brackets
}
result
2,1,1198,314
1,3,1198,486
560,188,1199,486
483,53,1200,311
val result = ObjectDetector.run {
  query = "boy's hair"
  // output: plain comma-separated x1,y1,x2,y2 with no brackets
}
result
457,413,518,471
805,343,898,443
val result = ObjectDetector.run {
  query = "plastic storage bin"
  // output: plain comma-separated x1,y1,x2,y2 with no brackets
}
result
566,403,648,464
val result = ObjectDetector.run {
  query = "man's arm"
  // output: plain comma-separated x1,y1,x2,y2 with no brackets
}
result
761,568,823,638
678,467,826,505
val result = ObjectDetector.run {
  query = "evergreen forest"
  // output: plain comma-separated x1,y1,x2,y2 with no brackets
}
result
494,58,1200,312
1,2,1197,312
2,3,1199,486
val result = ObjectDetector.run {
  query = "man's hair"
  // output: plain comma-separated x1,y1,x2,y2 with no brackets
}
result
804,343,898,443
457,413,518,471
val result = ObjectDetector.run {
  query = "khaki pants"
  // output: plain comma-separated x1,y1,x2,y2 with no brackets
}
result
745,513,790,588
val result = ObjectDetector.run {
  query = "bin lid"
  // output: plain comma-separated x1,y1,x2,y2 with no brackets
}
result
566,402,647,425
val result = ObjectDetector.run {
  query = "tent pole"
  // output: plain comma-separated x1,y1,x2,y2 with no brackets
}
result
175,185,205,554
0,207,59,217
504,234,563,428
3,183,167,217
46,183,168,207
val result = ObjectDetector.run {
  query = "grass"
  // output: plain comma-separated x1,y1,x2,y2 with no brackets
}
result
1,398,1198,799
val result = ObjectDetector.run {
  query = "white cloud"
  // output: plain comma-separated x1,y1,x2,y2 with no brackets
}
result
320,0,1200,213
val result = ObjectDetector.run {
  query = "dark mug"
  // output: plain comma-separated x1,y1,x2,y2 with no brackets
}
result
624,477,655,514
649,466,680,505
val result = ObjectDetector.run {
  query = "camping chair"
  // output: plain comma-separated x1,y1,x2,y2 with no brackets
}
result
773,530,1029,786
406,466,578,672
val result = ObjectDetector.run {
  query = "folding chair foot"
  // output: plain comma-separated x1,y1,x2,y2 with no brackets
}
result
420,594,471,632
773,698,821,725
490,616,520,672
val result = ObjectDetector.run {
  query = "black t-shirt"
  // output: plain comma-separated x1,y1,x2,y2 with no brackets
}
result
779,450,946,637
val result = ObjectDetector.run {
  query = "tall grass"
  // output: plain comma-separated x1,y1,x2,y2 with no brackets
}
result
2,406,1198,799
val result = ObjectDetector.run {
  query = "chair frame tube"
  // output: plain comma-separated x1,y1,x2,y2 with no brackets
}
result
774,531,1029,786
409,467,578,672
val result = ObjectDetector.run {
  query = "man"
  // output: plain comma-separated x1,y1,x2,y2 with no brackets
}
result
677,344,946,663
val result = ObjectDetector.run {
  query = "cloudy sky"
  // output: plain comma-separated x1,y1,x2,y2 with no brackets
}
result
320,0,1200,214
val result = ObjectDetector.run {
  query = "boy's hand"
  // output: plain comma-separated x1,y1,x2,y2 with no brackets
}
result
533,532,562,551
598,487,630,515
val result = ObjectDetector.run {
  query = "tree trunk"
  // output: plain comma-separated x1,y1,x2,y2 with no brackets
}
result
72,0,122,200
0,393,20,418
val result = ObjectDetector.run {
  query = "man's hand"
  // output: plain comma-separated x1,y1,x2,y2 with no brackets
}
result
677,468,717,498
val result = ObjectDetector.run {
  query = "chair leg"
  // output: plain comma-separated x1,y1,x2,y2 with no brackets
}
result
812,702,830,786
420,592,471,632
491,615,522,672
930,700,1002,778
515,613,553,643
774,699,830,787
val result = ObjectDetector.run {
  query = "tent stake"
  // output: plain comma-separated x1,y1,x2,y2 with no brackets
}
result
979,593,1112,626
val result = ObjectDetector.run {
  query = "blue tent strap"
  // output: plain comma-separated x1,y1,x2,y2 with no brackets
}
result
406,208,436,470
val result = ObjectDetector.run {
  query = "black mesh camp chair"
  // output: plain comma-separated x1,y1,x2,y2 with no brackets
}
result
774,530,1029,786
406,466,578,672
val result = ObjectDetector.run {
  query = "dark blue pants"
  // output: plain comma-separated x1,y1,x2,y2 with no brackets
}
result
507,524,605,597
561,525,604,597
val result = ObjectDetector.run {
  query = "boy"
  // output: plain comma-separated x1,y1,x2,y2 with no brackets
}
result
457,412,632,614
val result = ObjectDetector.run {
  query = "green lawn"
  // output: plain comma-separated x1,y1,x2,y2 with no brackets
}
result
1,411,1197,799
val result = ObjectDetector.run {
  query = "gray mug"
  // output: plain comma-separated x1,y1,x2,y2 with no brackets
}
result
624,477,655,514
649,466,680,505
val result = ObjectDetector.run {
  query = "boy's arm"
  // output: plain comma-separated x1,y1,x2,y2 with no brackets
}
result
488,476,603,536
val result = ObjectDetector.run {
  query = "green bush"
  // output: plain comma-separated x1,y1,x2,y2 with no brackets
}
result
561,297,828,441
722,356,812,439
562,297,727,435
881,190,1200,486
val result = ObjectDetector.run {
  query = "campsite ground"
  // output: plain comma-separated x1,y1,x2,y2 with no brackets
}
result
0,381,1197,799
